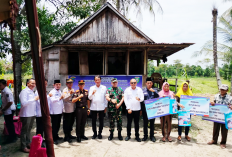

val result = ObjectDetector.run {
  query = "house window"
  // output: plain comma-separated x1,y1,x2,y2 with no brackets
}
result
68,52,79,74
88,52,103,75
108,52,126,75
129,51,143,74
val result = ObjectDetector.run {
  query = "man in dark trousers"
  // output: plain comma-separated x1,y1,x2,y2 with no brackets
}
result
62,79,76,143
72,80,90,142
88,76,107,139
49,80,64,145
207,84,232,149
141,77,159,142
0,79,17,144
124,78,144,142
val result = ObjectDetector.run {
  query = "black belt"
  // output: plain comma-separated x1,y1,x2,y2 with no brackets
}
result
76,106,86,109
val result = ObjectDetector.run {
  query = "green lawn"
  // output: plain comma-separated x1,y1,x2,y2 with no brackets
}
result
167,77,231,94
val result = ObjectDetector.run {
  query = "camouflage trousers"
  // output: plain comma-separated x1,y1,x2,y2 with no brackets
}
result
108,109,122,132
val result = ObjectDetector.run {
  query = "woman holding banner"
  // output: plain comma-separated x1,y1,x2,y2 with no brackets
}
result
159,82,175,142
175,82,193,142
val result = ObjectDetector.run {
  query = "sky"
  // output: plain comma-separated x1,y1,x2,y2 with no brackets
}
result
127,0,231,66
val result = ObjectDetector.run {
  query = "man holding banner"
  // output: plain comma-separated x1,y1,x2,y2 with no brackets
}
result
207,84,232,149
141,77,159,142
124,78,144,142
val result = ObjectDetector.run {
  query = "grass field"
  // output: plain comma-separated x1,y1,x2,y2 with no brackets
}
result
167,77,231,94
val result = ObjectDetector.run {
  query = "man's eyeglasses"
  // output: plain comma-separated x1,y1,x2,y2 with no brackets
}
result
130,82,137,84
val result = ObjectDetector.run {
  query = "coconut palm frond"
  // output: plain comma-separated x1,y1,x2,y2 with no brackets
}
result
193,40,229,58
221,6,232,22
218,27,232,44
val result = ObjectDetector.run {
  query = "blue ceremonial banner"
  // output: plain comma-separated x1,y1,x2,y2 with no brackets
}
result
144,97,170,120
225,112,232,130
68,75,142,91
170,98,177,114
180,96,210,116
178,110,191,126
202,104,229,124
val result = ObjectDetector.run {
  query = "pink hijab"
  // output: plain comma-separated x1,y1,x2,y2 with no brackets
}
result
158,82,174,98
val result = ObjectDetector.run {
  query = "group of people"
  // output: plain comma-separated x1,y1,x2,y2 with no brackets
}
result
0,76,231,153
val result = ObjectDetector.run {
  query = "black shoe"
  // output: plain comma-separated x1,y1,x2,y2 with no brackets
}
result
142,136,148,141
57,136,63,140
54,140,58,145
108,135,113,141
77,137,81,143
118,136,123,141
81,136,88,140
98,134,102,139
118,131,123,141
69,134,76,139
150,136,156,142
64,136,72,143
92,134,97,139
125,136,131,141
135,137,141,142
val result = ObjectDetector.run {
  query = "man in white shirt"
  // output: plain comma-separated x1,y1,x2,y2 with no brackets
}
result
36,79,52,147
124,78,144,142
62,78,76,143
0,79,17,144
19,78,39,153
88,75,107,139
49,79,65,145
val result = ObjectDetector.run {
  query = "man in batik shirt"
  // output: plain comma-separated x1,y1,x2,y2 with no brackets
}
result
106,78,124,141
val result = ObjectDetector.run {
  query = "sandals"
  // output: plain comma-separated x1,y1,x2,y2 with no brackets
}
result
207,141,217,145
161,137,166,142
185,135,191,141
177,136,181,141
167,137,172,142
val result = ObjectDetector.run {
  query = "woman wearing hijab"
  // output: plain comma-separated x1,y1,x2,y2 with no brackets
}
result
176,82,193,141
159,82,175,142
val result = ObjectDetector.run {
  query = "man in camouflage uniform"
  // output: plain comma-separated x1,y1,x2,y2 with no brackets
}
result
106,78,124,141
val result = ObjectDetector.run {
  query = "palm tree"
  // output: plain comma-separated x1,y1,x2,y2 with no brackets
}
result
212,8,222,90
193,8,232,94
98,0,163,22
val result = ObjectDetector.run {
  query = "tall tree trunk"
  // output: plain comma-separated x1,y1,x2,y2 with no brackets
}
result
212,8,222,91
11,30,18,109
14,40,22,115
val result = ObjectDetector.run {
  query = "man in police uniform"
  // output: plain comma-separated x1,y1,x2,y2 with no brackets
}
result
62,78,76,143
141,77,159,142
72,80,90,142
105,78,124,141
0,79,17,144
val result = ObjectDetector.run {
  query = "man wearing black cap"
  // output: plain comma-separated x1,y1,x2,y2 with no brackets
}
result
72,80,90,142
105,78,124,141
49,80,64,145
62,78,76,143
141,77,159,142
